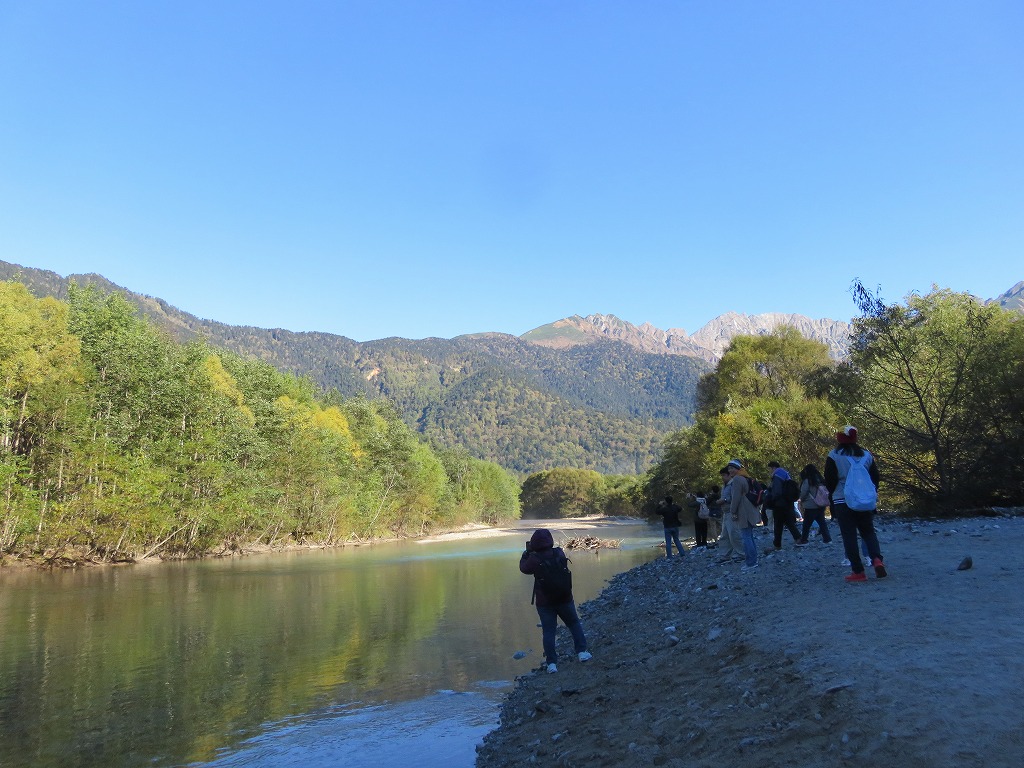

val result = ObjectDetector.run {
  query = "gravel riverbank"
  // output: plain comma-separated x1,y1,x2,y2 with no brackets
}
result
476,514,1024,768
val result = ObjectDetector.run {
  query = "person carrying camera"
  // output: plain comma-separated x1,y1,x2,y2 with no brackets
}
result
657,495,686,558
519,528,592,674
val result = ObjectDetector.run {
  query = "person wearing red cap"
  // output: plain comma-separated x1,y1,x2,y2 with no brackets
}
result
825,426,887,582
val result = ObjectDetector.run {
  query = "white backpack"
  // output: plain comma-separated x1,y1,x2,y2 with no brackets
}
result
697,498,711,520
844,454,878,511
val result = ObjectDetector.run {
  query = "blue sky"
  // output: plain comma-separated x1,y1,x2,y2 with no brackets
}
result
1,1,1021,342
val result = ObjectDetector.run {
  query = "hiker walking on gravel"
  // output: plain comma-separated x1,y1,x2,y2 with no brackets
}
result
725,460,761,572
520,528,592,673
764,460,802,549
825,426,887,583
797,463,833,545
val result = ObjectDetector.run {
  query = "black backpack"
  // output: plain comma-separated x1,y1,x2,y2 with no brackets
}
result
782,478,801,504
745,477,765,507
532,550,573,604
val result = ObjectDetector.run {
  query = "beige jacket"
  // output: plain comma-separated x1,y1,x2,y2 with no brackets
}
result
728,474,761,529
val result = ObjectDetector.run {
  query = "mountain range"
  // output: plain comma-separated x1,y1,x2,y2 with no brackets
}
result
3,259,1020,475
523,311,852,362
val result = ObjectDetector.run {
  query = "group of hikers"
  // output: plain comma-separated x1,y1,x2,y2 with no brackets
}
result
518,425,886,674
657,424,886,582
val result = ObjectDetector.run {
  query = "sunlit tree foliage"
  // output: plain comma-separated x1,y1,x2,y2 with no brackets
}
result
838,282,1024,511
0,281,521,562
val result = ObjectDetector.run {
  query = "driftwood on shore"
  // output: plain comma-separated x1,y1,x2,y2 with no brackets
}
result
562,535,621,550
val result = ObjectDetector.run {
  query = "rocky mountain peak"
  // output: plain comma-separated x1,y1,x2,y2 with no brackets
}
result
523,311,852,363
990,280,1024,311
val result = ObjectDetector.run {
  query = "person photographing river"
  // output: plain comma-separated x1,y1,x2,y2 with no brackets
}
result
519,528,592,674
657,495,686,558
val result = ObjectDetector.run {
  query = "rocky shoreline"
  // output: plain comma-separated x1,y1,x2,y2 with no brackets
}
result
476,514,1024,768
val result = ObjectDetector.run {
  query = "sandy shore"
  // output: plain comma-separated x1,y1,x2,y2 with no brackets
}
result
476,513,1024,768
415,516,645,543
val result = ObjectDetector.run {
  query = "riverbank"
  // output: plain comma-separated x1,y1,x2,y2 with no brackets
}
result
415,516,644,543
0,515,637,569
476,513,1024,768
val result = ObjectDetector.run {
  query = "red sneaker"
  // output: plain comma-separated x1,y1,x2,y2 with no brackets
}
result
844,572,868,583
872,557,887,578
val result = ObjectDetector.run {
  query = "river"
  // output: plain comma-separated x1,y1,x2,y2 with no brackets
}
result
0,518,667,767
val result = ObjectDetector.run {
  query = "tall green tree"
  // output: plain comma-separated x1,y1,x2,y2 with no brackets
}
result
0,282,82,456
649,326,840,504
840,283,1024,510
269,395,358,544
1,282,86,556
520,468,607,518
435,446,521,527
697,326,834,413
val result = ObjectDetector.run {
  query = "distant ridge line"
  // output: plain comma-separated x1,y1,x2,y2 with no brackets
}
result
521,311,852,363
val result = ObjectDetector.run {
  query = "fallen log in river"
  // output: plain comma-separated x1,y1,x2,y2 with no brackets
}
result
562,535,620,550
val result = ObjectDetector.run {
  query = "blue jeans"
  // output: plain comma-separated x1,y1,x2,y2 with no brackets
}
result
663,527,685,557
740,526,758,566
536,602,588,664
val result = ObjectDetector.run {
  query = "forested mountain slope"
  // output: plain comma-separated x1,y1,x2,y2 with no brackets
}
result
415,368,666,474
1,260,706,474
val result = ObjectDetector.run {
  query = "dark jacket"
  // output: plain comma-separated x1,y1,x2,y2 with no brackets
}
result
764,467,792,510
658,501,683,529
519,528,572,607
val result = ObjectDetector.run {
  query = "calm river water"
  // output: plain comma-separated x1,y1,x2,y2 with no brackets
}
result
0,519,666,767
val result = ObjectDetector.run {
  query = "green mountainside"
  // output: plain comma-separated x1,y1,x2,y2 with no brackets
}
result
1,260,707,474
358,334,704,473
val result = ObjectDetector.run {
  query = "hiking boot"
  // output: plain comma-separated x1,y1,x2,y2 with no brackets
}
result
872,557,887,578
578,651,592,662
546,663,558,674
796,540,808,546
844,572,868,583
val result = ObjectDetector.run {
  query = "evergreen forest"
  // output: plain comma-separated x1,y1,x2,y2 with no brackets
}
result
1,282,521,564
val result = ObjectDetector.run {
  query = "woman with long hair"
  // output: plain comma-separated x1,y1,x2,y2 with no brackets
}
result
796,463,832,545
825,425,887,582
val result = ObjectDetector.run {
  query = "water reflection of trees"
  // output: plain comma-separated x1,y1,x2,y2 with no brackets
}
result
0,541,656,766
